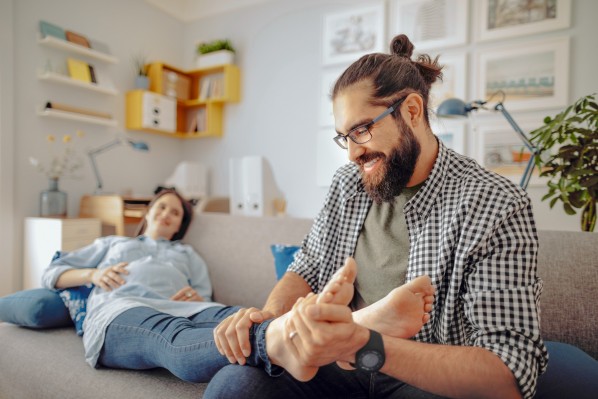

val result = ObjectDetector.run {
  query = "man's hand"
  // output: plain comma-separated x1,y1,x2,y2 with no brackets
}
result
213,308,275,365
171,286,204,302
91,262,129,291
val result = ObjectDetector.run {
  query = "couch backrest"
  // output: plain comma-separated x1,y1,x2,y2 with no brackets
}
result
185,213,313,308
185,214,597,358
536,230,598,358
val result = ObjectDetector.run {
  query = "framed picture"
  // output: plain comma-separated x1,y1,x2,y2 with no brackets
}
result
391,0,468,50
474,37,569,111
474,0,572,42
430,117,467,155
319,66,346,127
472,114,547,186
322,3,385,66
316,127,349,187
428,52,467,113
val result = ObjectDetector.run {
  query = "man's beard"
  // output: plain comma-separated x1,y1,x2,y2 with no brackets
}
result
357,122,421,204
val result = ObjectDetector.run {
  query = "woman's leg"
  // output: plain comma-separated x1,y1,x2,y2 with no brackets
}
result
99,306,246,382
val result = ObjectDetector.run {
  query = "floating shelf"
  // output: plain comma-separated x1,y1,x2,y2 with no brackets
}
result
37,107,117,127
38,36,119,64
37,72,118,95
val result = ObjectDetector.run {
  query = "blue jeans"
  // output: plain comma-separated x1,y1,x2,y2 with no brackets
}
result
204,341,598,399
98,306,279,383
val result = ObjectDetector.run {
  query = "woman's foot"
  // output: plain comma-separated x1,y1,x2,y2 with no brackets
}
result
353,275,435,338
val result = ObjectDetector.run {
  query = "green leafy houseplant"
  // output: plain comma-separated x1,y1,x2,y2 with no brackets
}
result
196,39,235,55
529,93,598,232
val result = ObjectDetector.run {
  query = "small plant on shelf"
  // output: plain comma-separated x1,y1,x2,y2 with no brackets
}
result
196,39,235,55
132,53,149,89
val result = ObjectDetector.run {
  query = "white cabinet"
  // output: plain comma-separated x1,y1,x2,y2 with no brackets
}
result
23,217,101,289
126,90,176,133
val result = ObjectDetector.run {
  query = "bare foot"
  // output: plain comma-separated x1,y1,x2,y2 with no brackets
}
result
265,257,357,381
353,275,435,338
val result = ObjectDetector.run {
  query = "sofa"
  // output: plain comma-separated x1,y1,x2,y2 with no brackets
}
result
0,213,596,398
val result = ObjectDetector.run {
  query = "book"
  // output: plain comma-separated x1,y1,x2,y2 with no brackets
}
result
67,58,91,83
88,65,97,84
39,20,66,40
65,30,91,48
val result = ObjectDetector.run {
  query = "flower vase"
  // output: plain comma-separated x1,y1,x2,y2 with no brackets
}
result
40,178,67,217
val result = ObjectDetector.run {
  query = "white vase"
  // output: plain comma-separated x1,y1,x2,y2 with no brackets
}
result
195,50,235,68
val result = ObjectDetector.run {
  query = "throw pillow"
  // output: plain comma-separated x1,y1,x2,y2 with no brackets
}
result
0,288,72,328
58,285,93,336
270,244,300,280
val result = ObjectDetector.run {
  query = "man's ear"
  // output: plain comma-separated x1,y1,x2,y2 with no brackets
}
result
402,93,424,128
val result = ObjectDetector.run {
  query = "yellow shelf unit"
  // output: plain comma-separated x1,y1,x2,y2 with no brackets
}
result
125,62,240,139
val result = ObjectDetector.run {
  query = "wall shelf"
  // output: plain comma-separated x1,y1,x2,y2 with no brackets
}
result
37,107,117,127
38,36,119,64
37,72,118,95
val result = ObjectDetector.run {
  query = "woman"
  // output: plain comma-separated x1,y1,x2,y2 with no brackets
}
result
42,189,253,382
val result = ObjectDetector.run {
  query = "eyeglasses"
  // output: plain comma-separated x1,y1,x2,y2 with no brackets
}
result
333,97,407,150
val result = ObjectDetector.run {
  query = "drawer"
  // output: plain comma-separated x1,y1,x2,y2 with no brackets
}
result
61,220,101,241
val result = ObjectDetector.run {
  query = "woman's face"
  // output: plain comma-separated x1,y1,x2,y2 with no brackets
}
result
143,193,184,240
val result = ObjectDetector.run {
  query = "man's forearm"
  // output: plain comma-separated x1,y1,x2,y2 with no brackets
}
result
262,272,312,317
379,337,522,399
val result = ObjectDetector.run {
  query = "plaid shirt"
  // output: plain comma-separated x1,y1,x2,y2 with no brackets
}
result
288,141,548,398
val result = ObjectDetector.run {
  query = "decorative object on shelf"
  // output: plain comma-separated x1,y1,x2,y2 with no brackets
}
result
437,90,538,190
133,53,150,90
40,178,67,217
529,93,598,232
30,131,85,218
196,39,235,68
67,58,92,83
88,136,150,194
65,30,91,48
39,20,66,40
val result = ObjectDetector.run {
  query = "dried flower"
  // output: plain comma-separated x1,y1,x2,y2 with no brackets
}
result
30,132,85,180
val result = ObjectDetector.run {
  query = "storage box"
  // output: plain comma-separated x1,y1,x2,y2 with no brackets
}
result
195,50,235,68
161,70,191,101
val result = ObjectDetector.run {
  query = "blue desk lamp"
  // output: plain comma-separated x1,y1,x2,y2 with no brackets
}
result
437,93,537,190
88,137,149,194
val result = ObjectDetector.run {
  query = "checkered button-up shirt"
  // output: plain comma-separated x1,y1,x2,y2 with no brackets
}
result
288,141,548,398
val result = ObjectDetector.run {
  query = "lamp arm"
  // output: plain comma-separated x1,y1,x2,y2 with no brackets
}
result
87,138,122,157
494,103,538,190
88,152,103,194
494,103,535,152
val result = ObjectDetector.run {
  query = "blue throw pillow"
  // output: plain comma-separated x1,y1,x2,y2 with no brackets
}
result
0,288,72,328
270,244,300,280
58,285,93,336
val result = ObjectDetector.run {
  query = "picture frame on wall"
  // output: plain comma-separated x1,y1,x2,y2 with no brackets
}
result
322,3,385,66
392,0,468,50
474,0,572,42
430,118,467,155
472,115,547,187
319,66,346,127
428,52,467,113
475,37,569,112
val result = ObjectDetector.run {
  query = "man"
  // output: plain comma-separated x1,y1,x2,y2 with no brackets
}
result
206,34,547,398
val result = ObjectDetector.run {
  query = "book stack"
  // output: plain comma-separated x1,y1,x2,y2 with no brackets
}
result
198,73,225,100
187,108,207,133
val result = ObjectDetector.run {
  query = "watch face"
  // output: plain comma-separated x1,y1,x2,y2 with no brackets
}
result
360,350,383,371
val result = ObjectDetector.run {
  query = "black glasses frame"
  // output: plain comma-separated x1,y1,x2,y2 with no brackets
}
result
333,97,407,150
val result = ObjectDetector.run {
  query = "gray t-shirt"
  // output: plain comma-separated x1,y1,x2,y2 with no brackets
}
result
352,183,423,309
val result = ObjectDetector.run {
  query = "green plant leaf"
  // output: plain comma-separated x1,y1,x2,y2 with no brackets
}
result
563,202,576,215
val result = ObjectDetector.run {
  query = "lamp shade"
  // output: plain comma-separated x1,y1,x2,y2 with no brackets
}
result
128,140,149,151
437,98,471,117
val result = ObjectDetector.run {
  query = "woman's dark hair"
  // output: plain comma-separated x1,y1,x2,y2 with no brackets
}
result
332,34,443,125
134,188,194,241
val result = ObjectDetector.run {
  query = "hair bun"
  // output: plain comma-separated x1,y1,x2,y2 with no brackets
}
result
390,34,414,59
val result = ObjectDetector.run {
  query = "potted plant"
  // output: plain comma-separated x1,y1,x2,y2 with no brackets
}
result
133,54,149,90
195,39,235,68
529,93,598,232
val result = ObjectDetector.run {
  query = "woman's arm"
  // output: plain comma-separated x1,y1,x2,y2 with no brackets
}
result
55,262,129,290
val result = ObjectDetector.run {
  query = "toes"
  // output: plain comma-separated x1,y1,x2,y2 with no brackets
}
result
422,313,430,324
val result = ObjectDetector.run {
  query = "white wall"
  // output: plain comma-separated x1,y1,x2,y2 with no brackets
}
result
180,0,598,230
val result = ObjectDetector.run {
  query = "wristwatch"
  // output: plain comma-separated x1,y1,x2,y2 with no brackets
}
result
353,329,385,373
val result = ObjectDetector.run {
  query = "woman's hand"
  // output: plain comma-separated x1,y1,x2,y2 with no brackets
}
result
171,286,204,302
91,262,129,291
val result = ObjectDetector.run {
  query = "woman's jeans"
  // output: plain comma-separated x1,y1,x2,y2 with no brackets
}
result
98,305,277,383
